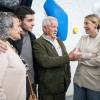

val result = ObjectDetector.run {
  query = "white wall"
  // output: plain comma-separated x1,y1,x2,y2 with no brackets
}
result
31,0,100,96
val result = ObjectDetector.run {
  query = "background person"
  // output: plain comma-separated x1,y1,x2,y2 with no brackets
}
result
74,14,100,100
0,12,26,100
33,16,81,100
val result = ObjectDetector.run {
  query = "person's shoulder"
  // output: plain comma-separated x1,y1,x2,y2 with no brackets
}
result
57,37,62,41
56,37,64,43
82,34,89,38
0,42,11,57
80,34,89,40
28,31,36,40
34,36,43,42
28,31,36,37
33,36,45,48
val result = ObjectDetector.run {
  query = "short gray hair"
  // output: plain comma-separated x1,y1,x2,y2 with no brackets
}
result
0,12,17,41
42,16,57,29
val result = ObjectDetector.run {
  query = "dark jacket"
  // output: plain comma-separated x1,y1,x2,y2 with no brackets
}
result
8,31,38,84
33,36,71,95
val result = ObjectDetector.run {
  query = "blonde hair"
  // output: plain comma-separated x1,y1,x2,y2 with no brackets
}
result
85,14,100,30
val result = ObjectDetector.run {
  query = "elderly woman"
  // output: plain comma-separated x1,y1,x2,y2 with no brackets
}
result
74,14,100,100
0,12,26,100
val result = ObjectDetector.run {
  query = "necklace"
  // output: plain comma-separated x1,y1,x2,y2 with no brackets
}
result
5,41,29,70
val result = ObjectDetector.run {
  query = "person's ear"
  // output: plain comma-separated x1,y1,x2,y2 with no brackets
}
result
95,23,98,29
19,19,22,25
43,26,47,32
8,28,12,35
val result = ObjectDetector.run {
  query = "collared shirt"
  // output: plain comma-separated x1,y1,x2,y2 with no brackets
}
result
42,34,62,56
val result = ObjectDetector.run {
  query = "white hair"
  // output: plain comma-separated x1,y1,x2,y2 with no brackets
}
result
42,16,57,29
0,12,17,41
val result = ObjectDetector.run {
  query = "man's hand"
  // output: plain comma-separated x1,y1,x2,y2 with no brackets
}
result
0,40,7,53
69,48,82,61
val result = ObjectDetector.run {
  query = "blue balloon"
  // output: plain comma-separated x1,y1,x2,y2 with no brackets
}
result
44,0,68,41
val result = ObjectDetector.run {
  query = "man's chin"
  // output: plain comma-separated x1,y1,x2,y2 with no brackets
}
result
52,36,56,40
29,28,33,31
26,28,32,32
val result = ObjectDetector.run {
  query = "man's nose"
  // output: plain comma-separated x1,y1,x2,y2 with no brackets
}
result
32,22,35,26
55,28,58,32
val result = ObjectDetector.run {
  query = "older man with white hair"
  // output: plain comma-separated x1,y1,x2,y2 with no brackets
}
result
33,16,81,100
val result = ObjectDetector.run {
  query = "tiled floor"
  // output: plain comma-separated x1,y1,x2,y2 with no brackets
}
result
65,96,73,100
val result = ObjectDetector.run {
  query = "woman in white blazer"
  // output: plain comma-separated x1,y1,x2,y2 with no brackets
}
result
73,14,100,100
0,12,26,100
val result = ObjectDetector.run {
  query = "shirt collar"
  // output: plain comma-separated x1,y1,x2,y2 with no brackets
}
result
42,34,57,42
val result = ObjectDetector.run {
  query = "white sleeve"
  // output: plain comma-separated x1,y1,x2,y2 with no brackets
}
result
81,53,92,60
0,53,8,100
75,36,92,60
79,50,100,67
79,56,100,67
74,51,92,60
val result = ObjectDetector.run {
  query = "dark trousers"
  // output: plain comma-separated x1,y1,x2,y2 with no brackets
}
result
74,83,100,100
26,77,37,100
39,92,65,100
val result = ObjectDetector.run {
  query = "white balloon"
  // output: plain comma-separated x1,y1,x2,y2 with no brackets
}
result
92,2,100,17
